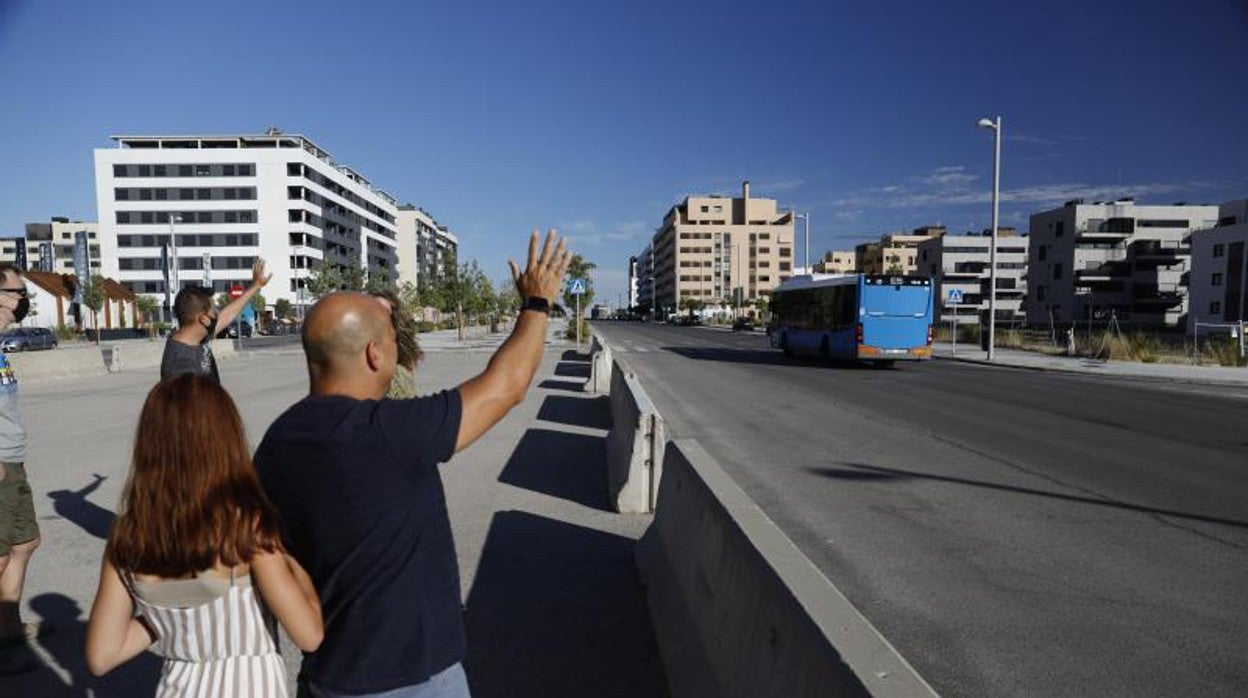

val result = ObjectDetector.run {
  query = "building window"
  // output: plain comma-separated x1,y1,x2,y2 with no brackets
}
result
139,189,152,200
1213,244,1224,258
1038,246,1047,261
155,189,168,200
138,165,151,177
1037,286,1046,301
113,164,126,177
238,164,253,176
140,212,153,224
225,212,238,223
1055,220,1064,237
223,164,236,176
153,165,166,177
115,188,129,200
1210,301,1221,314
1212,272,1222,286
1053,263,1063,280
179,165,193,177
700,206,709,213
195,165,211,176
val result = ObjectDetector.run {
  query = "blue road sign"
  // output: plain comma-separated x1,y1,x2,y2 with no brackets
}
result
569,278,587,296
947,289,964,303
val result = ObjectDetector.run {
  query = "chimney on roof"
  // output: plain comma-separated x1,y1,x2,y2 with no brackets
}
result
742,180,750,202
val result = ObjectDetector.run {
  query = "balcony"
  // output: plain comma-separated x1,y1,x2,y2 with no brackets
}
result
1077,218,1135,242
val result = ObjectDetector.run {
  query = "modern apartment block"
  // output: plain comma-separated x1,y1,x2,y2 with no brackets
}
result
395,204,458,289
0,218,101,275
813,250,855,274
634,244,654,311
94,131,401,320
1187,199,1248,332
627,255,639,308
648,181,795,315
855,226,946,275
1027,199,1218,328
916,230,1029,325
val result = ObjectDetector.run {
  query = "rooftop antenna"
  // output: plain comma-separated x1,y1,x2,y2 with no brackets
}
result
265,125,282,135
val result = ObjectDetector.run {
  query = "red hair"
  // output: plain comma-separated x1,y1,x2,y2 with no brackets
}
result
107,375,280,578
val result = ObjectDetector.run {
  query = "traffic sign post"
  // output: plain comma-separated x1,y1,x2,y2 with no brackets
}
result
569,278,586,348
947,289,963,354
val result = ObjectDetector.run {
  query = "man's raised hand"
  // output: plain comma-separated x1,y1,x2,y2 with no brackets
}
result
509,229,572,304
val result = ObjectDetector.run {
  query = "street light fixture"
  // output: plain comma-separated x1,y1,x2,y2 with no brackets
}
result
977,115,1002,361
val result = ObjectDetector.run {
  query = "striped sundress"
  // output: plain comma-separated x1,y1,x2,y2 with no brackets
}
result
125,569,288,697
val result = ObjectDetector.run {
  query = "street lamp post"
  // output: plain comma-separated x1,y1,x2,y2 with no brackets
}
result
977,116,1002,361
794,212,810,273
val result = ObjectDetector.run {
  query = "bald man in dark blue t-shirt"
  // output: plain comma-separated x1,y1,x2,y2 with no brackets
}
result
255,231,570,697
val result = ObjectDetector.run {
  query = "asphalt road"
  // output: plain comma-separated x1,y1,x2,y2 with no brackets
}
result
593,321,1248,697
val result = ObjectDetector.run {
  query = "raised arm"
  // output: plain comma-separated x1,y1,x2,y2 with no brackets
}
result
216,258,271,329
456,230,571,452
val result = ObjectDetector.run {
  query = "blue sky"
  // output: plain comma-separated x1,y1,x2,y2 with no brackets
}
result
1,0,1246,304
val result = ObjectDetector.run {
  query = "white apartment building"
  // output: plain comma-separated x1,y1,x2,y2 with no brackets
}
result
916,231,1029,325
94,131,400,321
1027,199,1218,328
396,205,458,288
634,243,654,311
1188,199,1248,332
626,255,639,309
0,219,101,275
651,181,795,316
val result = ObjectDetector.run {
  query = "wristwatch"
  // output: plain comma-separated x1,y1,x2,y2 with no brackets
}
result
521,296,551,315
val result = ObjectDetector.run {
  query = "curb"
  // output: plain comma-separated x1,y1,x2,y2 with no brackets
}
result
933,352,1248,389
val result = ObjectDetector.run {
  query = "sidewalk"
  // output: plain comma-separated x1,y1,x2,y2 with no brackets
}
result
933,341,1248,387
2,323,666,697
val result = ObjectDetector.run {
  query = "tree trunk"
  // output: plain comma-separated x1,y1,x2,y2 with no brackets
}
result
456,301,464,342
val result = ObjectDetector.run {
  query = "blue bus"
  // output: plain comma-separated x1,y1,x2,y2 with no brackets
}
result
768,274,934,366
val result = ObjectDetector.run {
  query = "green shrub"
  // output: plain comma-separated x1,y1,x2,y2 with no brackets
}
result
564,318,589,342
415,321,438,333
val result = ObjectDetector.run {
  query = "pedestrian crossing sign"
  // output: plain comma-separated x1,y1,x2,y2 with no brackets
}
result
947,289,963,303
569,278,587,295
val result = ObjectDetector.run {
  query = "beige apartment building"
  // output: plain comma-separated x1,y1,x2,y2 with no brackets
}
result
814,250,855,273
0,218,101,274
856,225,947,274
649,181,795,316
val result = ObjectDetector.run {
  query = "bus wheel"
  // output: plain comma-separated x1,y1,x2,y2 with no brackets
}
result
872,360,896,369
820,338,831,363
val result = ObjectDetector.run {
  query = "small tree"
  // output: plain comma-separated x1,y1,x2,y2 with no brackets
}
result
274,298,293,320
81,274,107,344
496,279,520,315
136,295,159,326
216,292,231,309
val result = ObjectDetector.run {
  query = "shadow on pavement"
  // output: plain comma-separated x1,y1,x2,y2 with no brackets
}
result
554,361,590,378
661,346,885,370
0,593,161,696
498,429,607,510
463,511,668,698
46,474,115,541
808,463,1248,529
536,395,611,431
559,349,589,362
536,379,585,393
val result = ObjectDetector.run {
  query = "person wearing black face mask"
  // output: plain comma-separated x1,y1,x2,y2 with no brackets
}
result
0,264,41,675
159,258,270,383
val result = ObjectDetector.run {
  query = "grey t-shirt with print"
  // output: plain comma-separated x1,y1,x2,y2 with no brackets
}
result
160,338,220,383
0,352,27,463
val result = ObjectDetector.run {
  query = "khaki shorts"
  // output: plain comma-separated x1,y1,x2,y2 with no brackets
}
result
0,462,39,557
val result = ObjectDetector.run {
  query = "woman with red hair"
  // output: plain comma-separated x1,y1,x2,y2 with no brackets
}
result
85,374,322,696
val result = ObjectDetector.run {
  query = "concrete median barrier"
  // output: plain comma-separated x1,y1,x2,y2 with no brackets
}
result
605,356,664,514
8,346,107,383
588,332,614,394
636,438,936,698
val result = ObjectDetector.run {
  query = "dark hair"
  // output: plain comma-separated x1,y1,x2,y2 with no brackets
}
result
0,264,23,284
370,289,422,369
174,286,215,326
107,375,281,578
